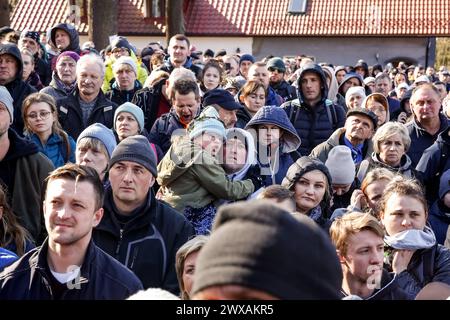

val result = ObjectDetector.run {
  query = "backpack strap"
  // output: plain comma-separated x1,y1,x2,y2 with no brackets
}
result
288,99,300,123
325,99,338,129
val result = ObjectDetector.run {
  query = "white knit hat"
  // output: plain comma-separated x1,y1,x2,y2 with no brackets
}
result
325,146,356,185
345,86,366,108
113,56,137,75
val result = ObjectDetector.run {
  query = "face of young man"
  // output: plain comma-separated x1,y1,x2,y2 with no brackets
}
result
44,178,103,247
339,230,384,289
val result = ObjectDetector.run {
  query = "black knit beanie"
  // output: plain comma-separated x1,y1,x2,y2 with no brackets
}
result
192,200,342,299
109,135,157,177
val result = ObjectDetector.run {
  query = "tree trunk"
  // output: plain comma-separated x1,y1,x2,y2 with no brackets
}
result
88,0,118,50
165,0,185,45
0,0,10,27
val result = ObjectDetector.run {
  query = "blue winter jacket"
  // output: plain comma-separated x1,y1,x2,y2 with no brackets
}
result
29,133,76,168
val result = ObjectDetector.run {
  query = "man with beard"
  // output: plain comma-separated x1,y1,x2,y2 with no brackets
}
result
0,86,53,243
267,57,297,102
0,164,143,299
330,211,408,299
149,78,201,154
0,43,37,134
57,54,117,140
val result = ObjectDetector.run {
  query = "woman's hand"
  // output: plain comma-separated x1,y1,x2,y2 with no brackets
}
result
397,112,408,124
392,249,415,274
350,189,367,210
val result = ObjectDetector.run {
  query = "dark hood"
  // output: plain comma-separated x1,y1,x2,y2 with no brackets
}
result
0,43,23,81
295,63,328,105
400,89,413,113
50,23,80,52
110,36,135,55
4,128,39,161
338,73,363,95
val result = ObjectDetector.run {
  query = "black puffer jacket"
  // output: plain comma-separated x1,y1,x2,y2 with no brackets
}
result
56,89,118,140
0,43,37,134
93,189,195,294
0,239,143,300
282,63,346,155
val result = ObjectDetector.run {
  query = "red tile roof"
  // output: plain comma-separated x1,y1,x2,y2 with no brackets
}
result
10,0,450,37
185,0,450,36
11,0,164,35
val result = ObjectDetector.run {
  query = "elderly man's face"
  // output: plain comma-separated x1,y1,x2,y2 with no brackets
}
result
19,37,39,54
77,61,103,99
411,87,441,123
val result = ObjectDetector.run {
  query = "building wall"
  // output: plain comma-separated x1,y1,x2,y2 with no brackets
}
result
253,36,435,67
80,35,252,56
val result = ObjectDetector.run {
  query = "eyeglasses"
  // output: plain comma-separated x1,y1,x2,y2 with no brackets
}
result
268,67,283,73
27,111,52,120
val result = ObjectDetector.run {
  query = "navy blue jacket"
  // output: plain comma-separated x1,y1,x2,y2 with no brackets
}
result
245,106,301,186
0,43,37,134
148,111,185,155
429,201,450,245
157,56,202,81
106,80,142,106
93,188,195,294
407,113,450,167
416,126,450,204
57,89,118,140
270,80,297,102
386,244,450,299
0,239,143,299
282,63,346,155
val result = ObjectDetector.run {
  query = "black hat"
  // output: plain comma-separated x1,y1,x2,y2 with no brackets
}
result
346,107,378,130
215,49,227,58
192,200,343,299
20,30,40,44
203,88,243,110
204,49,214,58
0,26,14,37
140,46,154,58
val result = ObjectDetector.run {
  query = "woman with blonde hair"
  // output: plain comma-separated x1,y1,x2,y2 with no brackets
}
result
356,122,416,182
22,92,75,168
175,235,209,300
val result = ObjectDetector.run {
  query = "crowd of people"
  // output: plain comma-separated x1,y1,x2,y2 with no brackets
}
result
1,23,450,300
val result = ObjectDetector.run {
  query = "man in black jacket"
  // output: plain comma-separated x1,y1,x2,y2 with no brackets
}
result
0,164,143,299
93,135,194,294
0,43,37,134
57,53,117,139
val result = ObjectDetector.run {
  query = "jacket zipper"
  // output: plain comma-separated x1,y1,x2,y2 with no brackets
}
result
115,229,124,259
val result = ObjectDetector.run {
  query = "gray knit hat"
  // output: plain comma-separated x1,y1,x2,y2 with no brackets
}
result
113,56,137,75
77,123,117,158
114,102,145,132
109,135,157,177
0,85,14,124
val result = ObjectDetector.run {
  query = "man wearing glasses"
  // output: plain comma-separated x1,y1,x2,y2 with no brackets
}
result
267,57,297,102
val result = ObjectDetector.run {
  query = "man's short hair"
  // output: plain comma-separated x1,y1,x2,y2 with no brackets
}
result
76,53,105,78
171,78,200,100
330,211,384,257
45,163,104,211
170,34,190,48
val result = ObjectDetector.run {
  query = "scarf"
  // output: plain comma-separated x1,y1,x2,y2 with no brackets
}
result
384,226,436,250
